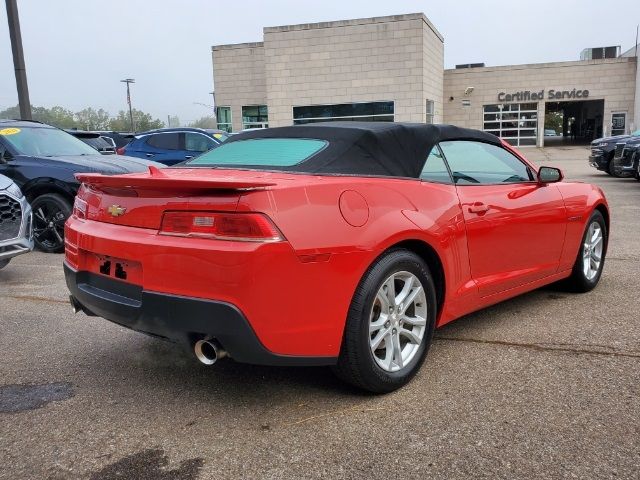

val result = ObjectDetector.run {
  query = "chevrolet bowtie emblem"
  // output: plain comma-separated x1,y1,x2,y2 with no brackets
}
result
107,205,126,217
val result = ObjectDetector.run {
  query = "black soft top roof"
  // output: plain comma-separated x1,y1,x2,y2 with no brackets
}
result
224,122,502,177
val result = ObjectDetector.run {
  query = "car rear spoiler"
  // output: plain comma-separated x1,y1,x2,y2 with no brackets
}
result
75,166,277,192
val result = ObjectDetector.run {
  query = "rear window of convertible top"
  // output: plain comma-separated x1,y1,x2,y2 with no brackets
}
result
185,138,328,167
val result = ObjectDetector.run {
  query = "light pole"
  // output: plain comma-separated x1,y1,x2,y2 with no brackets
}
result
120,78,135,132
5,0,31,119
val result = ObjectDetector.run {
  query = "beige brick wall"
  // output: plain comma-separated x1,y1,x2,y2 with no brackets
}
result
443,58,637,145
423,20,444,123
212,42,267,132
211,14,444,130
263,14,443,127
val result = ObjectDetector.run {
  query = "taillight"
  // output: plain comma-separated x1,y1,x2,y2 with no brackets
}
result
72,197,87,219
160,212,284,242
116,147,125,155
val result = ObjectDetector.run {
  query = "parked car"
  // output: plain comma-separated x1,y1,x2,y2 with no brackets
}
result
65,123,609,393
120,127,229,165
0,173,33,269
96,131,135,149
0,119,163,253
611,137,640,179
589,130,640,176
544,129,559,136
66,130,116,155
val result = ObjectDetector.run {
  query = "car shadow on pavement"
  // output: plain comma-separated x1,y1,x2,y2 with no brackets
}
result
59,279,600,417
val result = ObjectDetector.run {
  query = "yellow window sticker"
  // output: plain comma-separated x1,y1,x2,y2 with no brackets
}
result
0,127,21,135
213,133,223,139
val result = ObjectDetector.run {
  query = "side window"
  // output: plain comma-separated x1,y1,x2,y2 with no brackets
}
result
420,146,452,183
146,133,180,150
439,140,532,184
185,133,216,153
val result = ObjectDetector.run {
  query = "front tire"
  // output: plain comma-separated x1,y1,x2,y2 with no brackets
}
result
0,259,9,270
31,193,71,253
332,249,437,393
563,210,607,293
607,159,620,177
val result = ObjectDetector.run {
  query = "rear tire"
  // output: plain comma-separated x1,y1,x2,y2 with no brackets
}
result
332,249,437,393
562,210,607,293
31,193,71,253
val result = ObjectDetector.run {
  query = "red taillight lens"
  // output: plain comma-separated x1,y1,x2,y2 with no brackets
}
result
160,212,284,242
116,147,125,155
72,197,87,219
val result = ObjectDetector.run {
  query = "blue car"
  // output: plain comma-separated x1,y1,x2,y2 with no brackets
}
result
119,128,229,165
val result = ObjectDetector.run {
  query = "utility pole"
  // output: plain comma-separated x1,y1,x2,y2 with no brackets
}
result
5,0,32,119
120,78,135,133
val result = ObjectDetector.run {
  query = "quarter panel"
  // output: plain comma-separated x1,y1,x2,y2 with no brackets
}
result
555,182,609,271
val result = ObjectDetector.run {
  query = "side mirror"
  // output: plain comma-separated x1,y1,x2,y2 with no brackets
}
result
537,166,563,184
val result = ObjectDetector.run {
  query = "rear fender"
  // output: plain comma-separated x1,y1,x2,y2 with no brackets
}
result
555,182,609,271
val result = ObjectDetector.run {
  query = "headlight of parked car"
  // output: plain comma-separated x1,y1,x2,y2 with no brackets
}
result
4,182,24,199
597,142,610,147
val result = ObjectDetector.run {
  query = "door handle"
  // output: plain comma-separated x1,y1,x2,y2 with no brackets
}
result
146,153,154,157
468,202,490,214
185,155,193,159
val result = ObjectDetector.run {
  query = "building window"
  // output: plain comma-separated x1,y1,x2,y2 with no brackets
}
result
293,101,394,124
426,100,435,124
611,112,627,136
216,106,232,133
242,105,269,129
483,103,538,147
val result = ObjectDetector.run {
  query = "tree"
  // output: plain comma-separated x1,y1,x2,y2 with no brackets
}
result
1,104,164,132
188,116,217,129
0,104,75,128
74,108,111,130
109,109,164,132
544,112,563,135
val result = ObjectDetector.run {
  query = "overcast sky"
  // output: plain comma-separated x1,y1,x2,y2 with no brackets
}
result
1,0,639,124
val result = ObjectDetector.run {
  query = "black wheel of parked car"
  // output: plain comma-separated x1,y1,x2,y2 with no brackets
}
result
31,193,71,253
635,156,640,181
332,249,437,393
607,159,619,177
0,259,9,270
562,210,607,293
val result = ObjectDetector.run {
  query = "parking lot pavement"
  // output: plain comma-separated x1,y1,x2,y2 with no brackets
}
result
1,146,639,479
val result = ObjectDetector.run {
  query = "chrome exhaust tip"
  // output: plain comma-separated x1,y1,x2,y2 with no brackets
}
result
69,296,81,314
194,339,227,365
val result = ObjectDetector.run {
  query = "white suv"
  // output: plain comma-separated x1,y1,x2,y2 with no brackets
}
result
0,174,33,269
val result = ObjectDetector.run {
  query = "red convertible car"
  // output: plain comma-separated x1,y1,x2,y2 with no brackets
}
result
65,123,609,392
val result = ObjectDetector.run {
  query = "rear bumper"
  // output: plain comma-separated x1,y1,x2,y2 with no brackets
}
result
64,263,336,366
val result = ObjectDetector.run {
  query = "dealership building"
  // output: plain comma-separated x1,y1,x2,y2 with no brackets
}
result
211,13,639,147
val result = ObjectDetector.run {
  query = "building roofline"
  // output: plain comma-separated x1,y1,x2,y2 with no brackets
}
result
212,41,264,51
444,56,635,74
263,13,444,42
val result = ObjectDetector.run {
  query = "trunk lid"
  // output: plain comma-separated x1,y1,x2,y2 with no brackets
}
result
76,167,279,229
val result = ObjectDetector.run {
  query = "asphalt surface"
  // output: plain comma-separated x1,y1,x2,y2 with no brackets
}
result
1,146,639,479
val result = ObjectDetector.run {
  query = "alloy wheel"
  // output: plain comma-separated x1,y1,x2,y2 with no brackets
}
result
369,271,427,372
582,221,603,281
33,201,66,251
